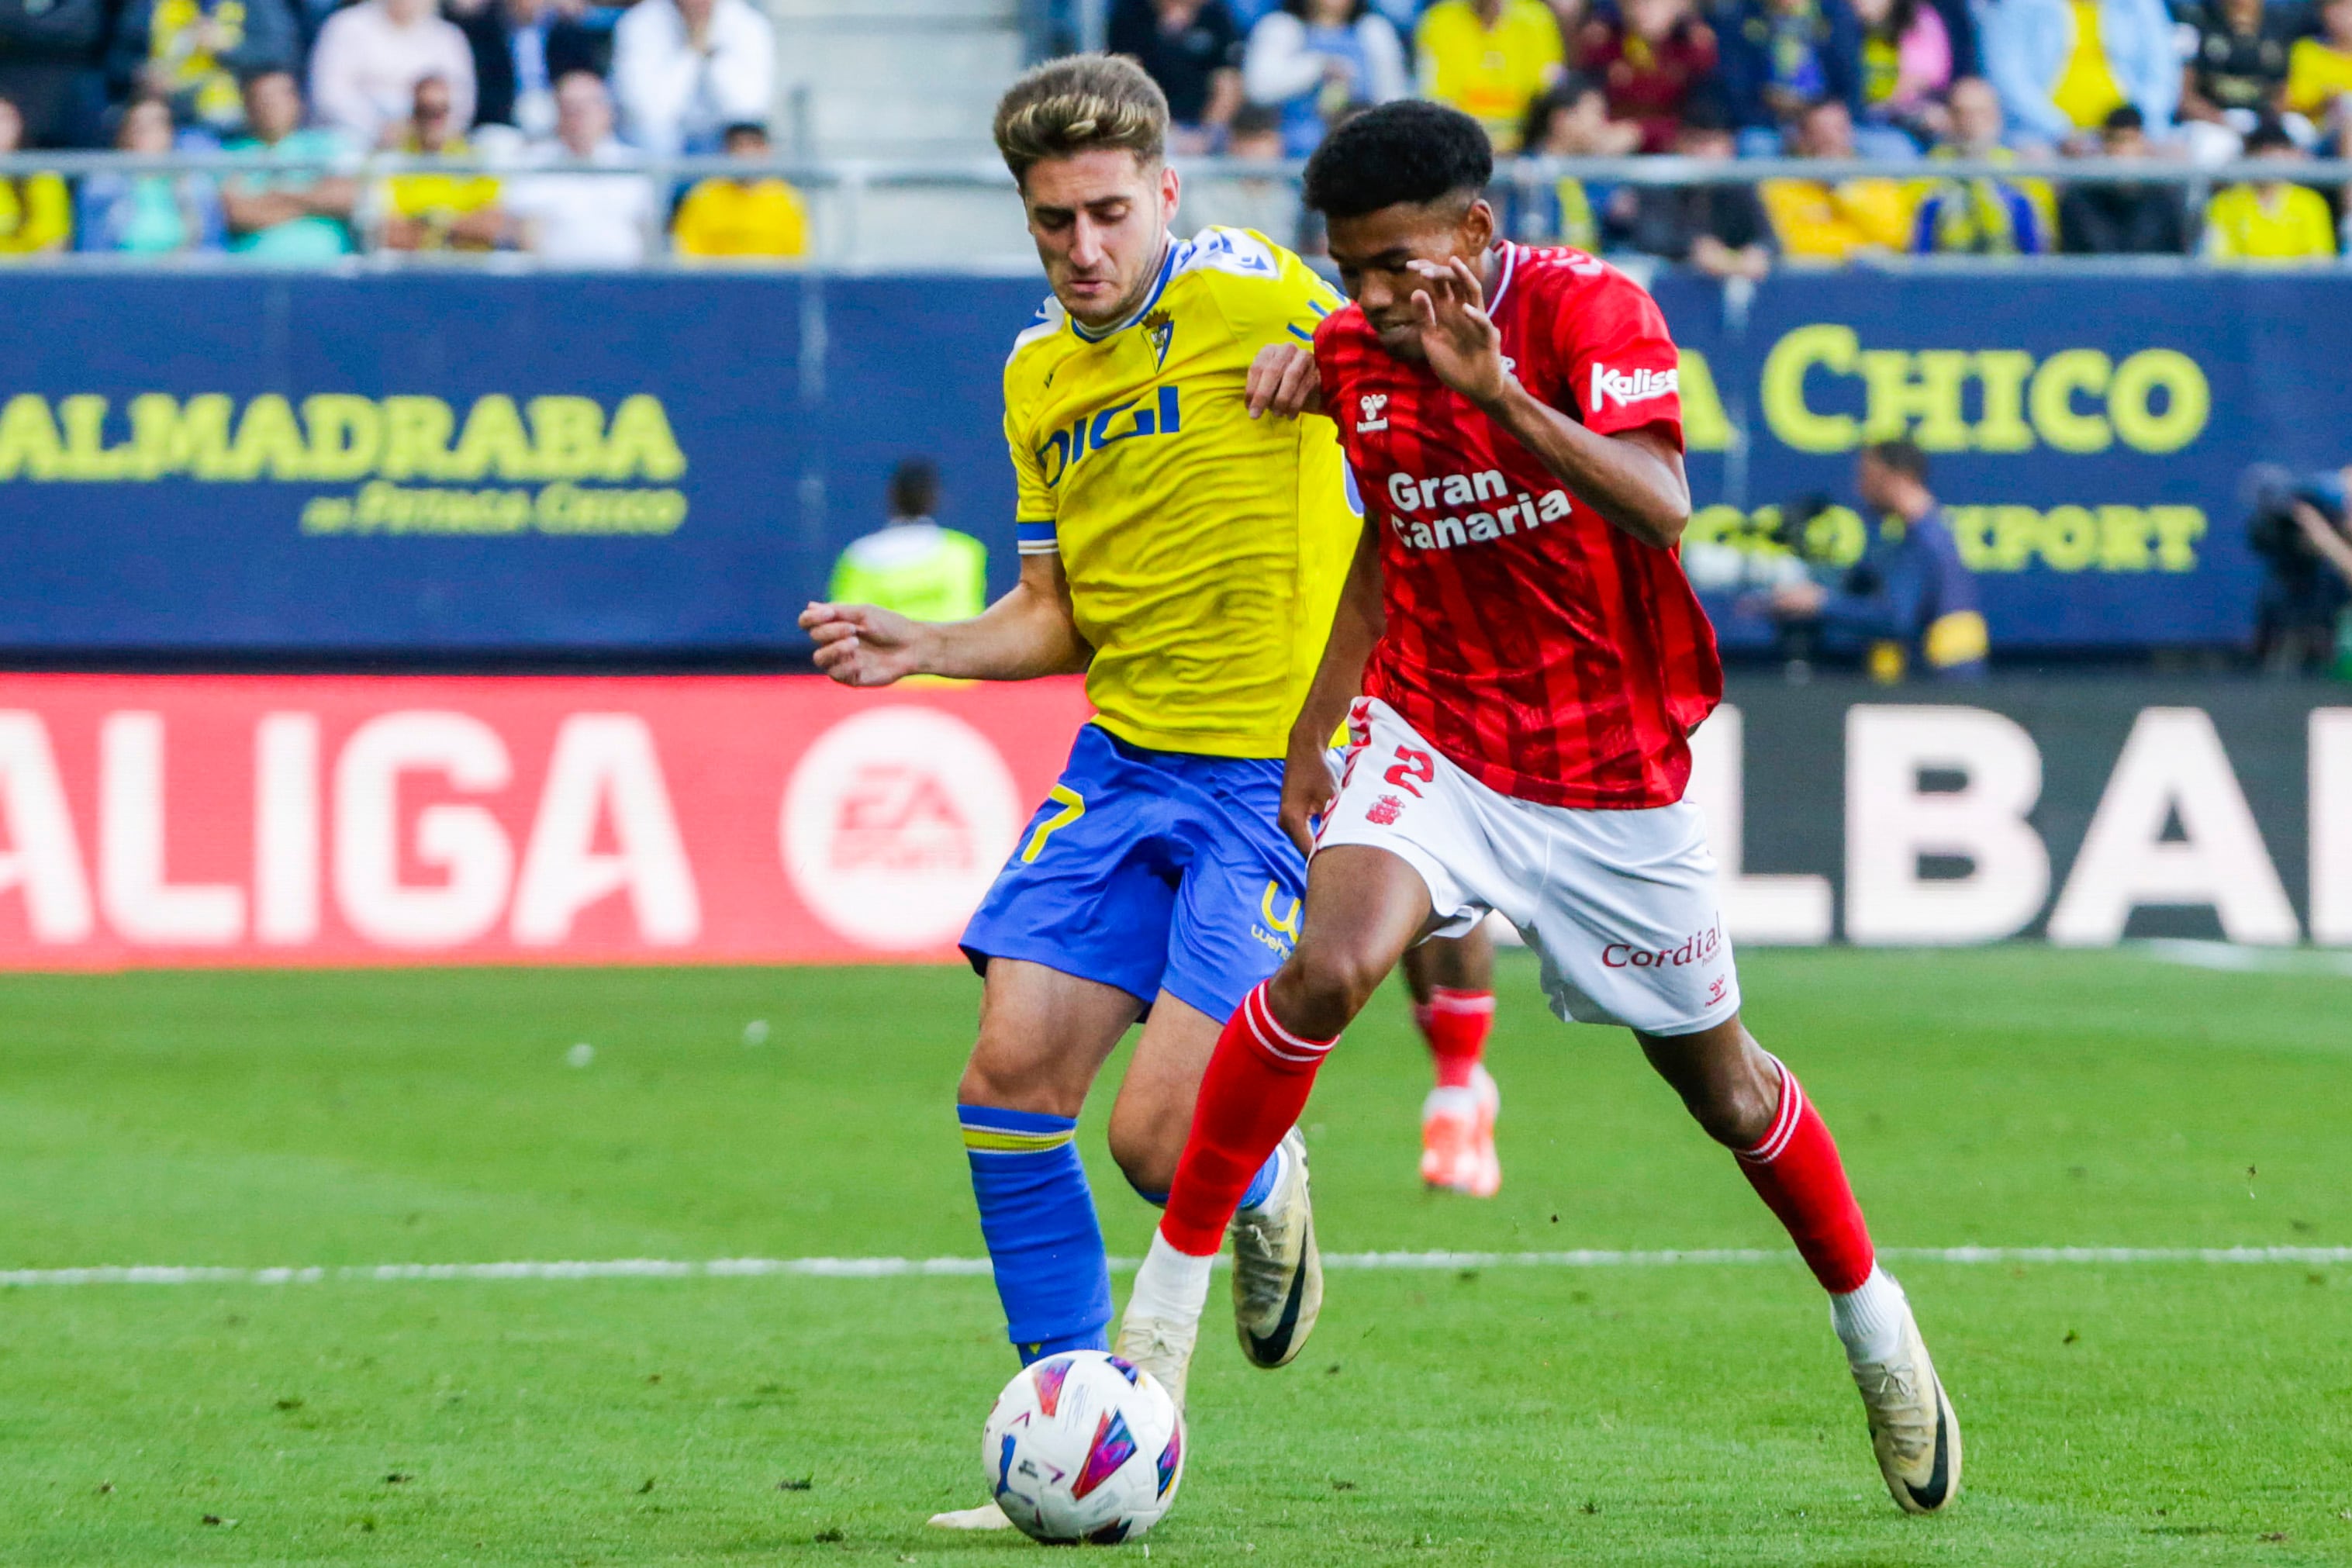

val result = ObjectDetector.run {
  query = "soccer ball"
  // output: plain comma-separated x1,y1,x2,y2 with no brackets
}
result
979,1350,1185,1544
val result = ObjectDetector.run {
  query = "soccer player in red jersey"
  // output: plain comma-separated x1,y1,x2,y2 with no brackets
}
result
1113,101,1960,1516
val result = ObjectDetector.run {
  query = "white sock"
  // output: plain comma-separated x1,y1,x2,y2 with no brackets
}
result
1830,1264,1909,1365
1125,1231,1214,1329
1423,1085,1478,1117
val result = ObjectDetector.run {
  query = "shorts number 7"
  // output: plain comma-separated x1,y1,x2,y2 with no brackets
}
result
1383,746,1434,797
1020,785,1086,863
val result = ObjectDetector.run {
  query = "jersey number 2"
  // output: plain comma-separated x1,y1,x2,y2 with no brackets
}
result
1383,748,1434,797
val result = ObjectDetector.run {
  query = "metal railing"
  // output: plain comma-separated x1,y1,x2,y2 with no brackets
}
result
3,150,2347,272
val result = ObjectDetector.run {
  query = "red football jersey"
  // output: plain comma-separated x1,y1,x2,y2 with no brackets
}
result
1314,243,1722,810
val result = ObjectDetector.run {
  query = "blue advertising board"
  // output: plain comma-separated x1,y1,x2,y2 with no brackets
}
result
1656,269,2352,654
0,266,2344,654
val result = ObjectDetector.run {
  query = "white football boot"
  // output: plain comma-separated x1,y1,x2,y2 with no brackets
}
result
1114,1301,1201,1413
1229,1128,1324,1369
1850,1304,1963,1514
925,1501,1014,1530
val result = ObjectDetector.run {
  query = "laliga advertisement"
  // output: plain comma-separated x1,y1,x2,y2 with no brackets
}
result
2,270,2350,655
0,674,1090,969
0,674,2340,970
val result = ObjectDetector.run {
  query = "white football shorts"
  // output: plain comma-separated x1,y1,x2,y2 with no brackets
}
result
1319,697,1739,1036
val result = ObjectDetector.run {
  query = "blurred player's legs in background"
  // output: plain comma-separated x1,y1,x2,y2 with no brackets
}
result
1401,929,1499,1195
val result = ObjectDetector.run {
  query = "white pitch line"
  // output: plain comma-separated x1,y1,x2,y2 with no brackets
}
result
0,1246,2345,1290
2134,939,2352,977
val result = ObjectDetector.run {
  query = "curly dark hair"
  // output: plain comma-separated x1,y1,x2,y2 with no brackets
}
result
1302,100,1494,219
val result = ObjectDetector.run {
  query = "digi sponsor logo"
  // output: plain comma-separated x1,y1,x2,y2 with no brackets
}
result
781,707,1020,949
1601,920,1723,969
1034,388,1183,489
1589,364,1679,412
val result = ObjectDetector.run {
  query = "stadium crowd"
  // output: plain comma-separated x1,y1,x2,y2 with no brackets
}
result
2,0,2348,261
0,0,807,260
1145,0,2352,264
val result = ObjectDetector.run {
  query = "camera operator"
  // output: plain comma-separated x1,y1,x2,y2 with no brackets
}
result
1746,440,1989,682
2247,464,2352,674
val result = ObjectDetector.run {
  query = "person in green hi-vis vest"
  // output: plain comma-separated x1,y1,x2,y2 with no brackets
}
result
827,459,989,623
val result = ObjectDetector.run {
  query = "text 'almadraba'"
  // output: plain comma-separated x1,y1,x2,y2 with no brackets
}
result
0,394,686,484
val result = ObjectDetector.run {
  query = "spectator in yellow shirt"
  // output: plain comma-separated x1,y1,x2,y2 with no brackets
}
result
1760,98,1913,260
2285,0,2352,136
380,74,506,251
673,122,810,261
1415,0,1565,150
0,95,71,258
2202,119,2340,264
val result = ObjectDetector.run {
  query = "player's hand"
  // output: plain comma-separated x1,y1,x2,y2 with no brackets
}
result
1246,341,1323,420
799,601,929,686
1407,257,1511,410
1278,741,1338,858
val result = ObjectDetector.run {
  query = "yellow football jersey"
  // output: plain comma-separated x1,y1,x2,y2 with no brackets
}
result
1005,227,1358,760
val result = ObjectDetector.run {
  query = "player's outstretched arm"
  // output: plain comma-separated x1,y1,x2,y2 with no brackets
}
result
1245,341,1324,420
799,551,1090,686
1405,257,1690,551
1278,516,1384,854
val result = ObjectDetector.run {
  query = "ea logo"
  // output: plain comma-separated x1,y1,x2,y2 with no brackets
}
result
780,707,1021,949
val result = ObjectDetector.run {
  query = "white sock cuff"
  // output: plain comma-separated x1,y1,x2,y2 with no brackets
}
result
1829,1263,1909,1364
1127,1231,1215,1327
1425,987,1496,1016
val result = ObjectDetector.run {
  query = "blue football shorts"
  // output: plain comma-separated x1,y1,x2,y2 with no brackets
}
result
960,722,1306,1023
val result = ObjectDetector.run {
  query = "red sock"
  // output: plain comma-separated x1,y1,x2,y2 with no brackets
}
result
1414,987,1493,1090
1735,1059,1875,1294
1159,984,1337,1256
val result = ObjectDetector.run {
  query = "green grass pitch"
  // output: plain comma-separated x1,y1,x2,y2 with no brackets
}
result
0,948,2347,1566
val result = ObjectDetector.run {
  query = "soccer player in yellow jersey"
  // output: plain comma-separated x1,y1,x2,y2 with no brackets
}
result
800,54,1355,1530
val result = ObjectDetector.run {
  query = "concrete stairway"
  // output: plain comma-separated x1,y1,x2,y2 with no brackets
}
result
774,0,1043,266
774,0,1028,161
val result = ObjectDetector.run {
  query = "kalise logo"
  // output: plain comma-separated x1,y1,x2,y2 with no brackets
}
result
1589,364,1678,412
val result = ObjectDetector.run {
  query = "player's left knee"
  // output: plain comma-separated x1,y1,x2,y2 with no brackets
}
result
1690,1047,1780,1148
1273,940,1383,1038
1105,1114,1179,1200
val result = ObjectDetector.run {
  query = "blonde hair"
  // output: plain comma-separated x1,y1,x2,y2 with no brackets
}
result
993,54,1169,185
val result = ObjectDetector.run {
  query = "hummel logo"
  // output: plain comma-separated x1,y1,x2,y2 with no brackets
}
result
1589,363,1678,411
1356,393,1389,433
